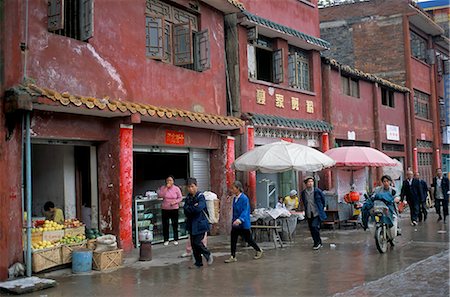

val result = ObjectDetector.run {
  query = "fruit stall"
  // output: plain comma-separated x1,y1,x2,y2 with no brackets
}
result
25,219,87,272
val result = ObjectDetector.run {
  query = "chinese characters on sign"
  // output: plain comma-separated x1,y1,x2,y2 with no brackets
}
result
275,94,284,108
386,125,400,141
306,100,314,113
256,89,266,105
165,130,185,145
254,90,314,114
291,97,299,110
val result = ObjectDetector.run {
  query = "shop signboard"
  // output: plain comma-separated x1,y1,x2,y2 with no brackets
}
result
386,125,400,141
165,130,185,145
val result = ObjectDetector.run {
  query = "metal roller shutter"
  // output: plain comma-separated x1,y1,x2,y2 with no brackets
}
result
190,149,211,191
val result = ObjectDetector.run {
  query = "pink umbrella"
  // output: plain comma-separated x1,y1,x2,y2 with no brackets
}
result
324,146,397,167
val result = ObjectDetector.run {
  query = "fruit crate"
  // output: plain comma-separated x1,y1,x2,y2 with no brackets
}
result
93,249,123,271
61,241,87,264
32,246,62,273
86,239,97,250
64,225,86,237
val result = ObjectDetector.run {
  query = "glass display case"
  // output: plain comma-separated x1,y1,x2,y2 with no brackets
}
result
133,197,188,247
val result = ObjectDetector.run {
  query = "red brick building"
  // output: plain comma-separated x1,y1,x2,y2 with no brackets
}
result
320,0,450,183
0,0,244,279
224,0,332,209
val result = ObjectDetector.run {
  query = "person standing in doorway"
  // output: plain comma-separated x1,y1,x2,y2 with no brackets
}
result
158,175,183,246
224,181,263,263
431,168,449,223
300,176,327,250
400,170,423,226
414,172,429,222
183,177,213,269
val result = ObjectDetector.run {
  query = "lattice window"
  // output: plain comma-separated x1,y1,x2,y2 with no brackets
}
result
414,90,430,119
410,31,427,62
288,46,311,91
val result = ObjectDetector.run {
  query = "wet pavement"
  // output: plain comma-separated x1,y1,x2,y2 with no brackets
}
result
6,210,449,297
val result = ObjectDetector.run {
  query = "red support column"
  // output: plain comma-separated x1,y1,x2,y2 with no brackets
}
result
413,147,418,173
322,133,332,190
226,136,236,189
247,126,256,208
436,149,441,169
119,124,133,251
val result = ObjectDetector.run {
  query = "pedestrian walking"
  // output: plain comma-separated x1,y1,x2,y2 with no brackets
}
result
400,170,423,226
300,176,327,250
158,175,183,246
414,172,429,222
224,181,263,263
183,177,213,269
431,168,449,223
181,233,207,258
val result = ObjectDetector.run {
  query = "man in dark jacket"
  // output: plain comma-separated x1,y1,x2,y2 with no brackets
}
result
400,170,423,226
414,172,429,222
301,176,327,250
431,168,449,223
183,177,213,268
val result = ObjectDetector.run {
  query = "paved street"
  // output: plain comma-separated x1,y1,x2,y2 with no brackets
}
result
16,211,450,297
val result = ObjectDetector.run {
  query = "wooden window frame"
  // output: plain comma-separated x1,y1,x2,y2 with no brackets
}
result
381,88,395,108
341,74,359,98
410,31,427,62
414,90,430,119
288,46,311,91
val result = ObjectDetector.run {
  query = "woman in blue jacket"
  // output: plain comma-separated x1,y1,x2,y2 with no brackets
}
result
224,181,263,263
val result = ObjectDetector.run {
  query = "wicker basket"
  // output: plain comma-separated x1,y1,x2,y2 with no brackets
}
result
92,249,123,271
32,246,62,272
61,242,87,264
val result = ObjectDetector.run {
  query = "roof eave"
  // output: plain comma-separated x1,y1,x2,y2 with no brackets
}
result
239,18,329,51
201,0,243,14
409,5,445,36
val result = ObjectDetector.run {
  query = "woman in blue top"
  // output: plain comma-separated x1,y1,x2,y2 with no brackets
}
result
224,181,263,263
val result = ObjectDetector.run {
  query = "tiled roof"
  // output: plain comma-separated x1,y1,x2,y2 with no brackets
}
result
18,84,244,128
246,113,332,132
241,10,330,50
322,57,410,93
227,0,245,11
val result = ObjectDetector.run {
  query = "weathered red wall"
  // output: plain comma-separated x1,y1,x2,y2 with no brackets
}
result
415,118,434,144
378,92,408,157
411,59,432,94
238,27,323,120
134,123,221,149
241,0,320,36
328,69,375,143
25,0,227,115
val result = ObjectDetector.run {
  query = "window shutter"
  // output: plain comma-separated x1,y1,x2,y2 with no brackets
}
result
288,53,296,87
173,22,193,65
79,0,94,41
145,15,164,60
194,29,210,72
247,44,256,79
48,0,65,32
163,22,172,63
272,49,283,83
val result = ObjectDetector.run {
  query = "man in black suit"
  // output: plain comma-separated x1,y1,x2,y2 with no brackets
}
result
414,172,429,222
431,168,449,223
400,170,423,226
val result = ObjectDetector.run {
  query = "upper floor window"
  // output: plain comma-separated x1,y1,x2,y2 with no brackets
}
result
381,88,395,107
288,46,311,91
47,0,94,41
410,31,427,62
341,75,359,98
145,0,210,72
247,34,283,83
414,90,430,119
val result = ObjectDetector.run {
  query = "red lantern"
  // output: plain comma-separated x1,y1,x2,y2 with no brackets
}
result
344,191,360,203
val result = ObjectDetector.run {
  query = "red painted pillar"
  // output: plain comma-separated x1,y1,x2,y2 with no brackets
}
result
322,133,332,190
226,136,235,189
413,147,418,173
436,149,441,169
119,124,133,251
247,126,256,208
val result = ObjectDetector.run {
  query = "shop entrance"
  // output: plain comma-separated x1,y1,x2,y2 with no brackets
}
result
31,142,98,229
132,147,210,245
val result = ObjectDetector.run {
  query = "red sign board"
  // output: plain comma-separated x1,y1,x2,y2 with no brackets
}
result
165,130,185,145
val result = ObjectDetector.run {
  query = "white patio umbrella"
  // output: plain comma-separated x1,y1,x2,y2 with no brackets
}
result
233,141,336,173
382,159,403,180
